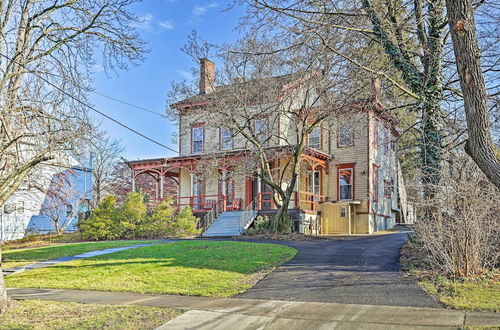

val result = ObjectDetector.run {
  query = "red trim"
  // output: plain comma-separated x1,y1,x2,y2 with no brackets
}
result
337,163,356,201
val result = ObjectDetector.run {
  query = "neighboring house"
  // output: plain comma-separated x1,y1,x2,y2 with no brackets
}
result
0,159,92,241
128,59,400,235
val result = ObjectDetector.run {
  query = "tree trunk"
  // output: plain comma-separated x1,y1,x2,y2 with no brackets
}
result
0,249,13,313
445,0,500,190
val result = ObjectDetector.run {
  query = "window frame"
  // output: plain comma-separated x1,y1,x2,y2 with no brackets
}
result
308,125,322,149
373,119,379,150
191,123,205,154
219,127,233,150
373,164,380,202
338,123,354,148
254,115,269,145
340,206,347,218
337,163,355,201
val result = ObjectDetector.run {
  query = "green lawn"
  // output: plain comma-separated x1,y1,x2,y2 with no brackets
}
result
6,240,297,297
419,276,500,312
2,240,155,269
0,300,180,330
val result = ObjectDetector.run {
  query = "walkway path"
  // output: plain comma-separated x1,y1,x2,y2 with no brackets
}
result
7,288,500,329
233,230,441,308
2,242,167,276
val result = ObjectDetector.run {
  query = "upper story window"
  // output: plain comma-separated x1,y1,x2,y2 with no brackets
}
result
308,126,321,149
254,116,269,145
191,124,204,153
66,204,73,217
384,180,392,199
220,127,233,150
383,126,390,155
373,165,379,202
339,168,353,200
338,124,354,147
373,119,379,149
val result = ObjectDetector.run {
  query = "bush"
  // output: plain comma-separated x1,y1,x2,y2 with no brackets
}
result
78,196,120,241
245,215,272,235
80,194,201,240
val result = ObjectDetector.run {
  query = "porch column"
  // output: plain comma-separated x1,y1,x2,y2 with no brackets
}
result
221,170,227,196
160,175,164,199
189,173,195,208
155,179,159,202
131,171,136,193
295,164,300,208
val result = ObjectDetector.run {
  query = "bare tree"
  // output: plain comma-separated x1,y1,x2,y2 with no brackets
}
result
239,0,500,202
169,35,373,231
0,0,146,312
90,131,124,207
445,0,500,189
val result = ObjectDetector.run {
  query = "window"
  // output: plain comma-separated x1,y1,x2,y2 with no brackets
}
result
17,201,24,213
3,202,15,214
339,168,353,200
338,124,354,147
373,119,379,149
308,126,321,149
192,175,204,210
340,206,347,218
220,127,233,150
191,125,204,153
308,171,321,201
66,204,73,217
254,116,269,144
383,126,389,155
384,180,392,198
373,165,379,202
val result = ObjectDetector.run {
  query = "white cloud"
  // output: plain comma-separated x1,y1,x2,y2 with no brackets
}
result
92,64,104,72
177,70,193,80
158,20,174,30
190,3,218,23
134,13,154,31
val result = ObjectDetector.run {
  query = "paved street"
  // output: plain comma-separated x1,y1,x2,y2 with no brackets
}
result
234,231,441,308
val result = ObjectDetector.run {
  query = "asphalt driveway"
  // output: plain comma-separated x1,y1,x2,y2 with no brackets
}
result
233,230,441,308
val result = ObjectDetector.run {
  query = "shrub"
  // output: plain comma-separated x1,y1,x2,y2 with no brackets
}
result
78,196,120,240
245,215,272,235
173,206,201,237
117,192,147,239
137,198,177,238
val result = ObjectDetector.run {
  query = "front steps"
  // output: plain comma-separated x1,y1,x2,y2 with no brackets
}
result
202,211,256,237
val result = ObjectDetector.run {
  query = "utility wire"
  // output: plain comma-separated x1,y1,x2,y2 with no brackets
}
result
0,52,174,153
90,90,167,118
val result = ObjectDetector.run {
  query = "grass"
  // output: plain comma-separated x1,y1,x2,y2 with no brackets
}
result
400,241,499,312
1,240,155,269
418,275,499,312
6,240,297,297
0,299,181,329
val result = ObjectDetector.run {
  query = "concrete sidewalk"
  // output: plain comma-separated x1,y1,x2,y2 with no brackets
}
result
7,288,500,329
3,241,173,276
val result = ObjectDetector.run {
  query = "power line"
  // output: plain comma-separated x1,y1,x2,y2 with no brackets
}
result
0,52,174,153
90,90,167,118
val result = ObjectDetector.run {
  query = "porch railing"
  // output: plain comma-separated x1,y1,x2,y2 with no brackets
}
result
239,196,258,232
177,194,226,212
202,198,225,231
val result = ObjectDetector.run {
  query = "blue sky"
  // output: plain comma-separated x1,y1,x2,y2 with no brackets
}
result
90,0,244,160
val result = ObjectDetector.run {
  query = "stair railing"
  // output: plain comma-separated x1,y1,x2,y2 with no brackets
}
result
203,198,225,232
239,197,258,233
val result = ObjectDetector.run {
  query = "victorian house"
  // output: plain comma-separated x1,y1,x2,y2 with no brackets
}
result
127,59,400,236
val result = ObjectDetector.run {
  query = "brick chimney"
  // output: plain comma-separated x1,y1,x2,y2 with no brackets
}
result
370,77,381,102
199,58,215,94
